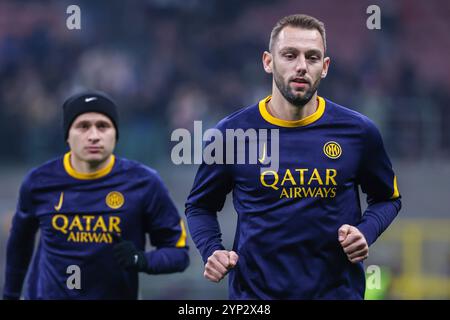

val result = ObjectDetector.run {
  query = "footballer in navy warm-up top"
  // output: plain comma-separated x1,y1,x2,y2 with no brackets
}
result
4,153,189,299
186,95,401,299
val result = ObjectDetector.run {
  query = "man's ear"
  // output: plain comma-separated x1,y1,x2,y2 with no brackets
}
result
262,51,273,74
321,56,331,78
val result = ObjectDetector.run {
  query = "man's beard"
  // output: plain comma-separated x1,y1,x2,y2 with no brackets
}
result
273,63,321,107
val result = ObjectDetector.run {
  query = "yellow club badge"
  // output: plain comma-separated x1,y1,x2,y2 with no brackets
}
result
106,191,124,209
323,141,342,159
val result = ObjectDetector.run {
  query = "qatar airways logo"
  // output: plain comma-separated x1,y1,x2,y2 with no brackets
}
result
171,121,280,173
52,214,121,243
260,168,338,199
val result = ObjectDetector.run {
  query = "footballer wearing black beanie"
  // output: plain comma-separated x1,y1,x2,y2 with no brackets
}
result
63,91,119,140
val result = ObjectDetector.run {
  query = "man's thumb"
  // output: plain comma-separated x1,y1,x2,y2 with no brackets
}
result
228,251,239,267
338,224,351,242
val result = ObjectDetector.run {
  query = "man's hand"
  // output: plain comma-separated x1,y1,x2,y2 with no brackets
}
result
338,224,369,263
111,233,148,272
204,250,239,282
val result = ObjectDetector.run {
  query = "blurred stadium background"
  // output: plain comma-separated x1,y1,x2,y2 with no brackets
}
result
0,0,449,299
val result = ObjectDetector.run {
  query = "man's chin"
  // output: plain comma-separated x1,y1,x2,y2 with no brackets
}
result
286,92,312,106
82,153,108,164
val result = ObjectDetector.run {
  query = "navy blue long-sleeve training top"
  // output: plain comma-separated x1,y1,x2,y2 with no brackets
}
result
4,153,189,299
186,95,401,299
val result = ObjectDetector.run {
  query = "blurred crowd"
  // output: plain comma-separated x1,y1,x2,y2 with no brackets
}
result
0,0,449,166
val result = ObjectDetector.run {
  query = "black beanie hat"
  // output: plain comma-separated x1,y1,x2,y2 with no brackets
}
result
63,91,119,140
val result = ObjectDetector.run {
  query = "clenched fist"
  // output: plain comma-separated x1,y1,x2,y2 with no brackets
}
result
338,224,369,263
204,250,239,282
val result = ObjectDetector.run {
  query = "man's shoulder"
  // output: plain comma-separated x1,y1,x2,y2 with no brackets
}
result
324,98,378,131
215,101,261,130
25,156,64,180
19,156,64,191
115,157,161,182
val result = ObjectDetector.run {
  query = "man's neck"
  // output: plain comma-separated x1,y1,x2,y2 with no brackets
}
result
268,88,318,121
70,153,111,174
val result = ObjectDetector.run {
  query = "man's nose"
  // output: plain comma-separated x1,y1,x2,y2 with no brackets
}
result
295,55,307,74
87,127,100,141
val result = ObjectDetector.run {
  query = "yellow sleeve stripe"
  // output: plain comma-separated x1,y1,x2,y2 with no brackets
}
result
390,175,400,199
175,219,187,248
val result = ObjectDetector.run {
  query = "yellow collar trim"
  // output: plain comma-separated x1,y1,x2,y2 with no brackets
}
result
63,152,115,180
258,95,326,127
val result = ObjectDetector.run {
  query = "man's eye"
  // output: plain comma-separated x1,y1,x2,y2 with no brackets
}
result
284,53,295,59
309,56,320,61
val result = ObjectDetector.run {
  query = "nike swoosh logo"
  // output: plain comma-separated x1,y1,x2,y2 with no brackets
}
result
54,192,64,211
258,143,266,164
85,97,97,102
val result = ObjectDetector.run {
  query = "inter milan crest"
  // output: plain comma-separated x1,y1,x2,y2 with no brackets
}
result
106,191,124,209
323,141,342,159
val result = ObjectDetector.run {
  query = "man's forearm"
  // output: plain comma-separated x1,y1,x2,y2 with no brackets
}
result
144,247,189,274
186,206,225,263
3,215,38,299
357,198,402,246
